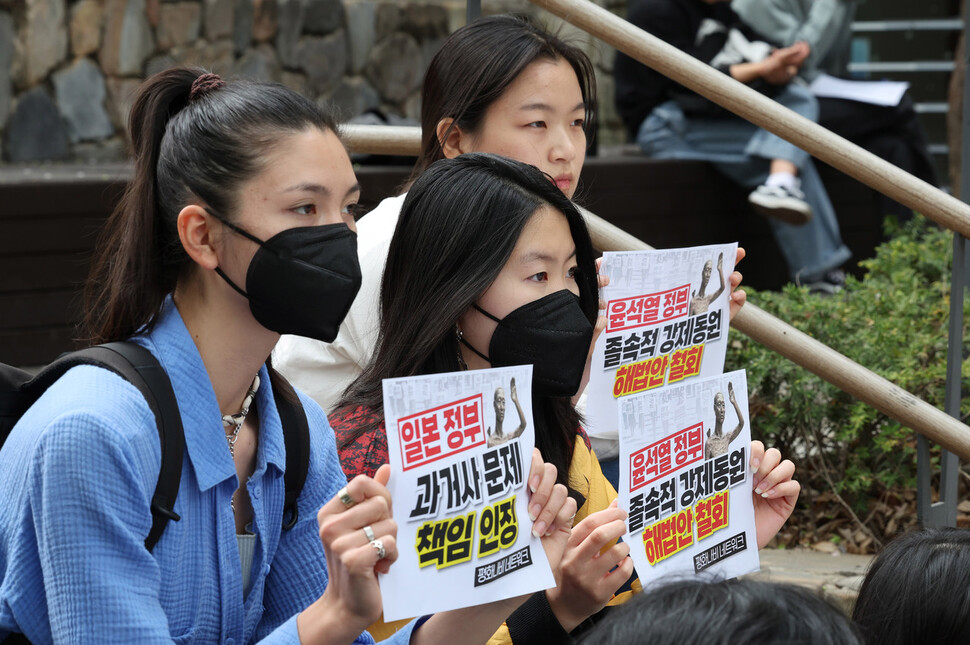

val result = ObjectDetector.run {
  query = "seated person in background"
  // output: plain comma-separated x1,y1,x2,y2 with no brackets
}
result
615,0,852,293
732,0,938,224
852,527,970,645
579,577,863,644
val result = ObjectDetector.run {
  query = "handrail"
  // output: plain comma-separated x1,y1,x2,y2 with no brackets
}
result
337,123,970,461
342,125,423,157
528,0,970,240
852,18,963,32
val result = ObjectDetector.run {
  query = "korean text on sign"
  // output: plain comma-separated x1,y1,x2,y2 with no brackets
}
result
398,394,486,471
415,495,520,570
603,311,722,369
627,446,745,534
642,507,694,565
606,285,691,333
629,423,705,492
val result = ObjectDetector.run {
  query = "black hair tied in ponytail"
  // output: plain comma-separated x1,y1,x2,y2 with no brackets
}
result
82,67,337,345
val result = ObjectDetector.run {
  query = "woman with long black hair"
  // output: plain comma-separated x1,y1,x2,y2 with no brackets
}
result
330,153,798,642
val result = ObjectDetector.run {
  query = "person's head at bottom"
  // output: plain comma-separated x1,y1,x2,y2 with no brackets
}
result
853,527,970,645
580,577,862,645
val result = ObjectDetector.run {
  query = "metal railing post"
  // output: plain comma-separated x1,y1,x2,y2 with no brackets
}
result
918,231,964,527
467,0,481,23
922,8,970,527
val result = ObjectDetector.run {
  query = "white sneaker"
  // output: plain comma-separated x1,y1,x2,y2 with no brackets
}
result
748,184,813,225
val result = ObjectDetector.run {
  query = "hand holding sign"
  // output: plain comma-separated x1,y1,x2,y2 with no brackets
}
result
730,248,747,320
303,465,398,642
546,501,634,632
749,441,800,549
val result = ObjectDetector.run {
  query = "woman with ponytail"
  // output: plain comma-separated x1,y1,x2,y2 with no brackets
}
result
0,68,573,645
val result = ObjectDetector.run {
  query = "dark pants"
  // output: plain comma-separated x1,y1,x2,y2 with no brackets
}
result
818,92,938,225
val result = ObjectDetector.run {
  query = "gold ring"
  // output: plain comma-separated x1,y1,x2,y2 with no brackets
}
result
363,525,376,542
370,538,386,560
338,487,355,508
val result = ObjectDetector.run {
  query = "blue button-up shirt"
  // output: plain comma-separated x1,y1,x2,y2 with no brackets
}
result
0,297,417,644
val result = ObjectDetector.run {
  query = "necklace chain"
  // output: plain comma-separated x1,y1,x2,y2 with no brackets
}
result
222,374,260,457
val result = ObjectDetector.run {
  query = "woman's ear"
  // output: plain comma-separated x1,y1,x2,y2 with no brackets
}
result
436,117,469,159
177,205,221,271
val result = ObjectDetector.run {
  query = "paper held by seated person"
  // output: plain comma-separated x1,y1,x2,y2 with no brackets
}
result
618,370,759,582
379,365,555,621
585,244,737,447
809,73,910,107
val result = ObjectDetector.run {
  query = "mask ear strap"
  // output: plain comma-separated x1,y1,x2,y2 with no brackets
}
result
215,267,249,298
209,209,266,246
457,328,491,364
208,209,263,299
473,303,501,323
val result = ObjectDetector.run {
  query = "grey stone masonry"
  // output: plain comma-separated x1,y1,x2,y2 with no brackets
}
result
364,31,422,104
23,0,69,86
101,0,156,76
52,58,114,143
70,0,104,58
0,0,631,163
0,11,13,130
345,0,376,75
304,0,344,35
5,87,70,162
157,3,203,50
235,44,283,83
204,0,234,40
276,0,305,68
298,30,348,94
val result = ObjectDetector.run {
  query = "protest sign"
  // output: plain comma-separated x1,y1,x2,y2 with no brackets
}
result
585,244,737,451
380,365,555,621
618,370,758,581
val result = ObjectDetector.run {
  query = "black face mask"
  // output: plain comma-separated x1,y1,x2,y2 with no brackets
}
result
214,219,362,342
460,289,593,397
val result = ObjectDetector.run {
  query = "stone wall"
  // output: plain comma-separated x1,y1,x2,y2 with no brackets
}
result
0,0,627,164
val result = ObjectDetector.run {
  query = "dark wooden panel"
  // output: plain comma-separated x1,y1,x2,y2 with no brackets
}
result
580,158,790,290
0,216,105,256
0,252,91,292
356,165,410,213
0,290,82,328
0,181,126,219
0,326,77,366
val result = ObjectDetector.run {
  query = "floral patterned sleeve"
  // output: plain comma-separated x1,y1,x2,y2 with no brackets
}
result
329,405,390,481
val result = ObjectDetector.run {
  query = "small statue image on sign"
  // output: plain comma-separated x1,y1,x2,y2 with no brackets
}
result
705,381,745,459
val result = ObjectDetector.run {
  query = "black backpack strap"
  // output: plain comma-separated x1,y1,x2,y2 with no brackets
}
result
269,373,309,531
67,343,185,552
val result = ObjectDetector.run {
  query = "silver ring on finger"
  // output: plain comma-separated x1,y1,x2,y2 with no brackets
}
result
363,525,376,542
370,538,386,560
338,487,355,509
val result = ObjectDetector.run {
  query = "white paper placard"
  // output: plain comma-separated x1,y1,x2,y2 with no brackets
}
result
617,370,759,583
379,365,555,621
585,244,737,449
809,73,909,107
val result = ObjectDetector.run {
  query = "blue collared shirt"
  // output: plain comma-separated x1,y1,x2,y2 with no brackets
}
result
0,297,417,644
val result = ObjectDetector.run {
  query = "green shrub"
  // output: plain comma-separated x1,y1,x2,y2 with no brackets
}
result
728,218,970,544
